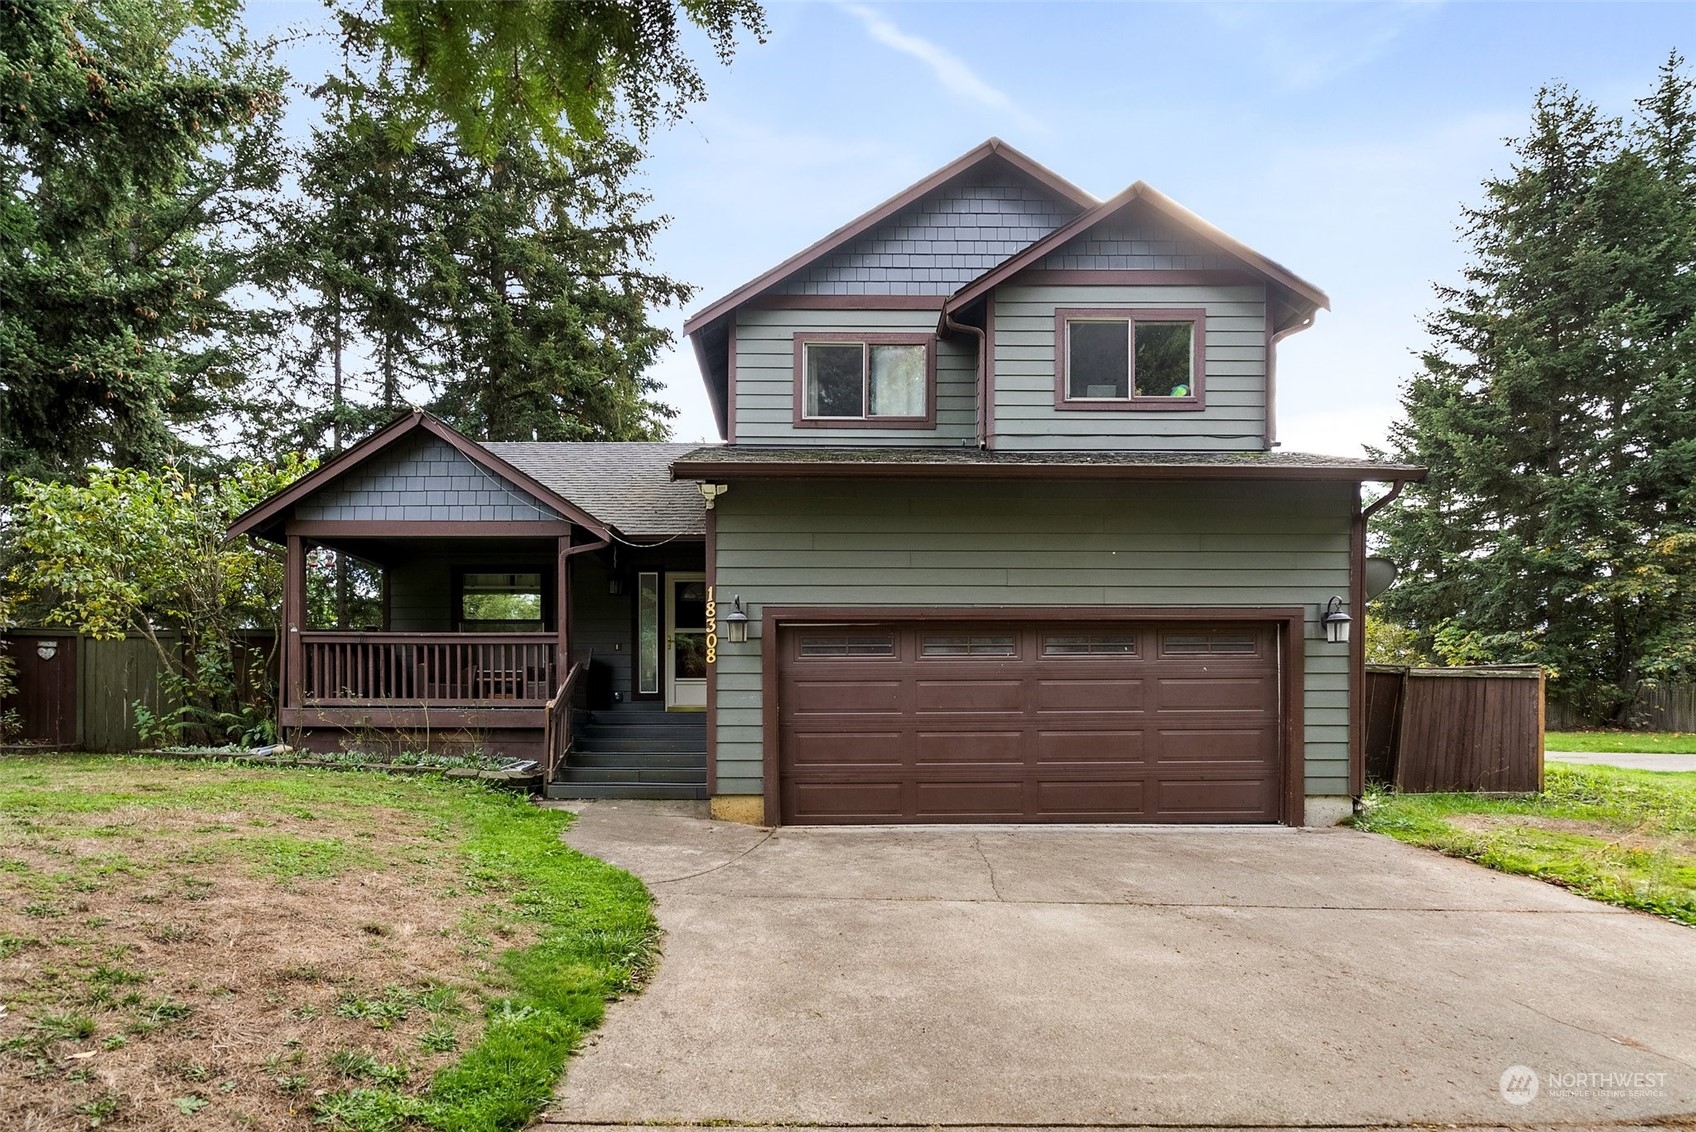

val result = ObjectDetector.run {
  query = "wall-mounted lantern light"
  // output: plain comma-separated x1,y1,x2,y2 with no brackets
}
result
724,595,750,644
1321,596,1352,645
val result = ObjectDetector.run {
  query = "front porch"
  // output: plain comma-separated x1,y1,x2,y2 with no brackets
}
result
224,412,712,787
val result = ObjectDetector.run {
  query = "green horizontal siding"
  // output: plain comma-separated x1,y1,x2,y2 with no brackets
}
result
734,307,977,446
993,282,1269,452
711,477,1356,803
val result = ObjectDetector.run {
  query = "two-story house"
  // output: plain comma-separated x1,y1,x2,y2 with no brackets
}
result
231,139,1422,827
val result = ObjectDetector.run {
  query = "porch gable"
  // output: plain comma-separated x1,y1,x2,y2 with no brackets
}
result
296,431,561,524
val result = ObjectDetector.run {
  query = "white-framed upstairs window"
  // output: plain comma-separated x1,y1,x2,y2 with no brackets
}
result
1054,307,1206,411
792,332,935,428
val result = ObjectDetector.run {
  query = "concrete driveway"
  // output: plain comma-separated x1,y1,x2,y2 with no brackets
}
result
541,802,1696,1131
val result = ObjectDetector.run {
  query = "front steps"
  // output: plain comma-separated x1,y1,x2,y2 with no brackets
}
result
545,702,708,801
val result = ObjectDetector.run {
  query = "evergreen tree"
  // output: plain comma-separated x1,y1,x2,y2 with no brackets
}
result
426,135,691,441
1377,56,1696,721
0,0,283,480
346,0,768,158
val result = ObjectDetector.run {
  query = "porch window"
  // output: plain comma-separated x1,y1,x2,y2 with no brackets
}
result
1055,308,1205,409
794,333,933,426
460,572,545,632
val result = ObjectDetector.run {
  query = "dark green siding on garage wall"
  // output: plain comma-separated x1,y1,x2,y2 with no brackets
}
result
710,477,1355,799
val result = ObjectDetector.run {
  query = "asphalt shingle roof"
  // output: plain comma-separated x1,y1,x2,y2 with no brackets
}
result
671,445,1423,477
484,442,706,537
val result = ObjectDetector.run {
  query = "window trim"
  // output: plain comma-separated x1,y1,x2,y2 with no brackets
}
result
1052,307,1207,412
452,565,554,632
791,331,938,429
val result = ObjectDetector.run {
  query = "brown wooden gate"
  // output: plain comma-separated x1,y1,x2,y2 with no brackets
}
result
2,633,79,747
1363,664,1544,793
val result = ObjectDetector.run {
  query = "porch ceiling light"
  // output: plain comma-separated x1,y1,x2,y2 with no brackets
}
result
1321,595,1352,645
724,595,750,644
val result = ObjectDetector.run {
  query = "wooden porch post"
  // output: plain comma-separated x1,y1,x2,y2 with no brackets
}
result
285,534,306,713
556,530,572,685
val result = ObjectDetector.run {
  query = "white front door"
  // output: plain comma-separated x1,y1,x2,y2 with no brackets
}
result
664,573,708,709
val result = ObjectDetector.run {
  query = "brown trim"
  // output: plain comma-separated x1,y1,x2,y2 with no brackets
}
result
557,531,572,681
1349,497,1366,799
791,332,939,430
757,605,1307,827
227,410,613,543
748,295,948,311
284,534,304,719
944,182,1330,326
705,508,718,794
672,459,1426,484
984,296,997,449
1052,307,1207,412
682,138,1096,337
285,520,574,538
726,319,738,445
1013,269,1263,288
1352,480,1408,797
1265,307,1277,450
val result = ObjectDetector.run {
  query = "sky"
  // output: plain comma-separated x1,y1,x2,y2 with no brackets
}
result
246,1,1695,457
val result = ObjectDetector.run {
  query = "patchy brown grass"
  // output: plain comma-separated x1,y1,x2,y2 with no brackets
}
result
0,757,648,1131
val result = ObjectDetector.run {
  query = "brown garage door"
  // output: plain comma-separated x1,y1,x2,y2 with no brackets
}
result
777,621,1281,824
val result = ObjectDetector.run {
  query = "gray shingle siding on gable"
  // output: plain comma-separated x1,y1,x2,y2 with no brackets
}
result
1036,209,1238,272
294,433,562,522
771,168,1083,296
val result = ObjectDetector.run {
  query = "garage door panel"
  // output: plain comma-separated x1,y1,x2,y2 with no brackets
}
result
1156,777,1279,817
1033,730,1147,764
785,678,905,715
778,620,1282,825
785,730,906,767
1035,779,1147,818
788,781,905,821
1156,676,1277,713
914,730,1024,764
913,780,1025,819
1155,727,1276,765
914,678,1025,714
1032,678,1147,713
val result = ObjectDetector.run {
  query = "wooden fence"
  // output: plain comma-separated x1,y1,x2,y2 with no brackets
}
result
1546,682,1696,732
1,630,277,752
1364,664,1545,793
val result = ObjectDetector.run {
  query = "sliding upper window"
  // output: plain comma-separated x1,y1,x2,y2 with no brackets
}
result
1054,308,1205,410
793,333,935,428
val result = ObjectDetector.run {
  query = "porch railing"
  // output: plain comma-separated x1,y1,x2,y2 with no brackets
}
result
298,632,557,705
541,656,589,782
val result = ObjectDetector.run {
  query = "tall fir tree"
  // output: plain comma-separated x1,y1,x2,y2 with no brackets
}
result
425,135,691,441
0,0,283,480
1377,56,1696,721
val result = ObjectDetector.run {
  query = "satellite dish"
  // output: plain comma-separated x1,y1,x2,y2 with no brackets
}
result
1365,557,1399,601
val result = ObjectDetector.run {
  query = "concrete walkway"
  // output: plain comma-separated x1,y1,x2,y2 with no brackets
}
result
541,802,1696,1132
1548,749,1696,771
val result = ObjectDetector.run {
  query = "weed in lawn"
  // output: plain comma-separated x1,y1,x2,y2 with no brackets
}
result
0,932,36,959
418,1023,458,1053
37,1012,96,1041
77,1091,120,1122
90,965,147,986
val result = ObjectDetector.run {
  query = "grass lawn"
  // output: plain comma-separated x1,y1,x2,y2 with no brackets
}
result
0,754,655,1131
1545,730,1696,754
1353,763,1696,925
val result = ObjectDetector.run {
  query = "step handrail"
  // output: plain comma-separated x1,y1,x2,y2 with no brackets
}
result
541,654,590,783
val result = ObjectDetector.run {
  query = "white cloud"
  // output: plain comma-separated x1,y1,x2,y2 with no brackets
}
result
838,3,1042,132
1211,1,1443,92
